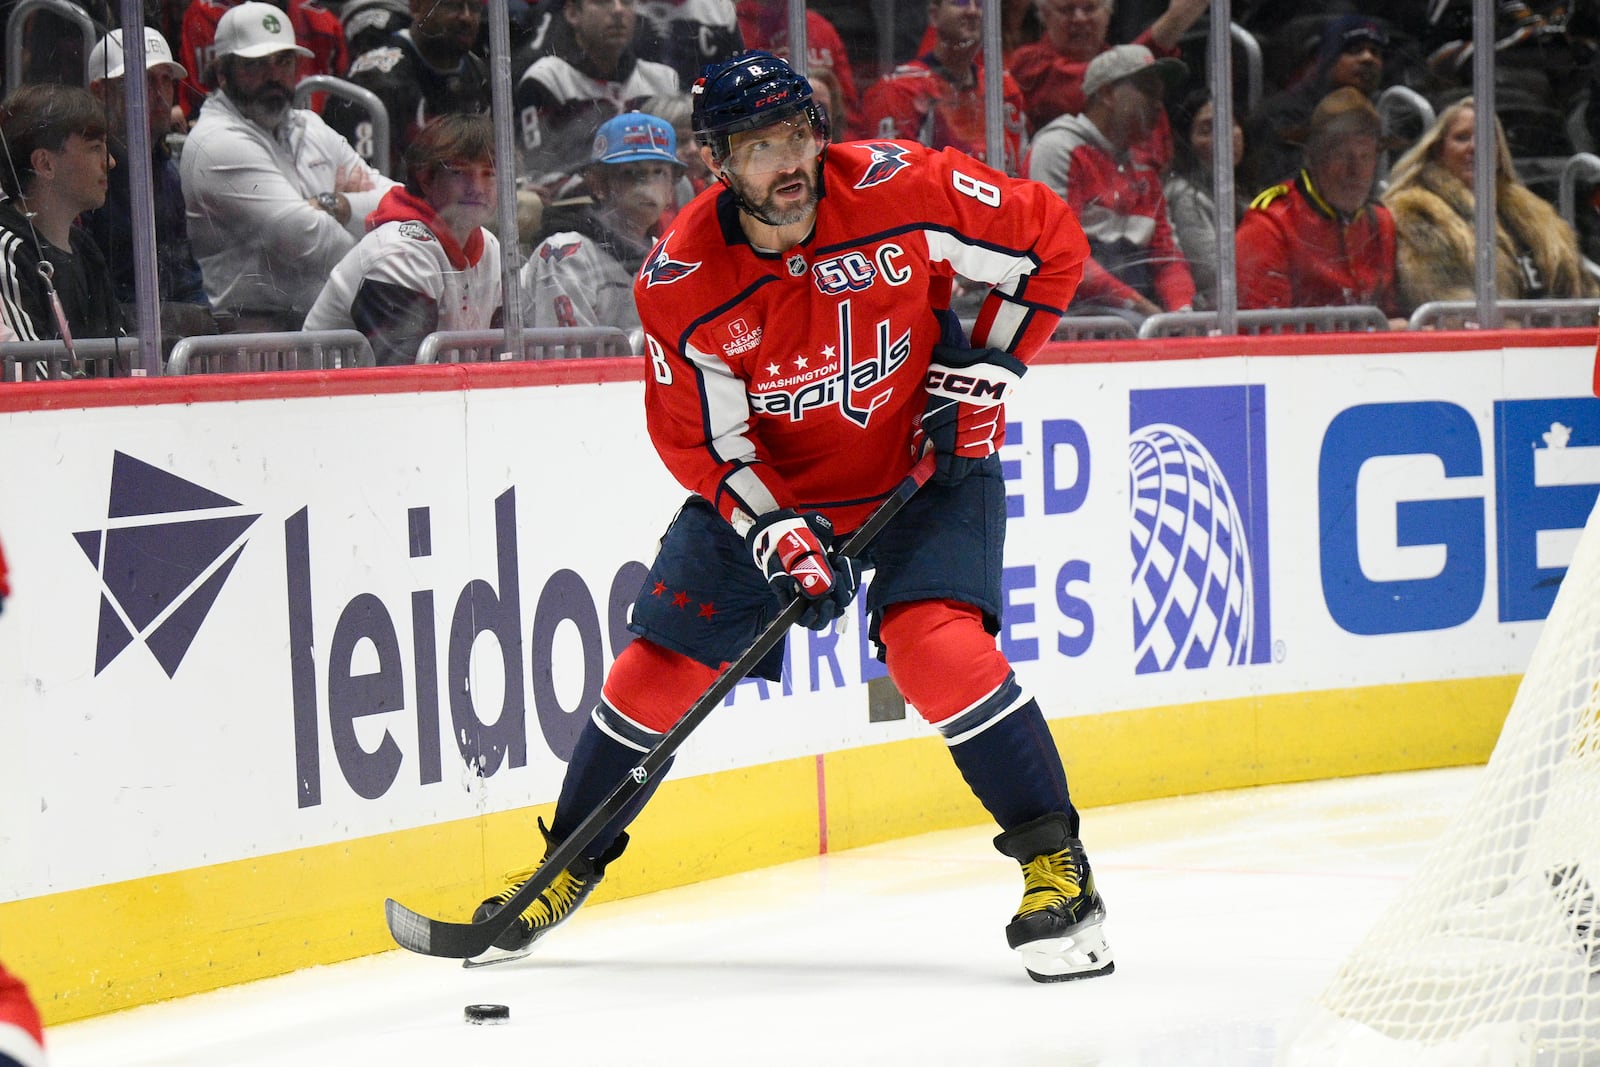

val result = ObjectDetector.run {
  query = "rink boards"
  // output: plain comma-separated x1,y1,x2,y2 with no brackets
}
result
1,331,1597,1022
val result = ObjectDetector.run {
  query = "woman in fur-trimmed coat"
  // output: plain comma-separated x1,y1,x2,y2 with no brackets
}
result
1383,97,1597,316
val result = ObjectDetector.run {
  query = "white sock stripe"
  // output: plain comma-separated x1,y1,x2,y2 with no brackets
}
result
590,701,658,753
943,689,1032,747
938,675,1028,744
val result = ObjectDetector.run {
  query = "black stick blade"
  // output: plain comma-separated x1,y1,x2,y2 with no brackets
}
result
385,898,502,959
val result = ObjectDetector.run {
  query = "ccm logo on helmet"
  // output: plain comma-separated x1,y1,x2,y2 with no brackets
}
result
925,369,1011,401
753,91,791,107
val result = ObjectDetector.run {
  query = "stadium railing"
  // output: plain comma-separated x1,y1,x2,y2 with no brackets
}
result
293,76,391,177
1052,315,1139,341
5,0,95,91
415,327,633,364
0,336,140,381
1408,298,1600,331
1138,306,1391,338
166,331,375,374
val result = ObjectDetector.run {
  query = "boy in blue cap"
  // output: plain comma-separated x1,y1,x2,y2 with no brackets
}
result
521,110,685,337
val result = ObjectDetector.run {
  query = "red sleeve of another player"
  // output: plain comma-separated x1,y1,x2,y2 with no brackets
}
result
925,147,1088,361
0,961,46,1066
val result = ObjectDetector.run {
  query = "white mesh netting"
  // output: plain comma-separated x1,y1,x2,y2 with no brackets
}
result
1282,499,1600,1067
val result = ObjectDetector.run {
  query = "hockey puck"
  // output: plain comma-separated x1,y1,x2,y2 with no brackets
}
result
464,1003,509,1025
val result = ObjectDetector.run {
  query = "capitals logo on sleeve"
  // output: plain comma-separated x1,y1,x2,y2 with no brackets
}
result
640,235,701,288
539,239,582,264
856,142,912,189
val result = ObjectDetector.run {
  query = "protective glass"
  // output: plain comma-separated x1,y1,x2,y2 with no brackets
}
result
721,115,823,178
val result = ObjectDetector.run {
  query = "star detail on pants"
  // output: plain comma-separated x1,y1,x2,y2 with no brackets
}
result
698,602,717,619
652,580,668,597
672,591,690,608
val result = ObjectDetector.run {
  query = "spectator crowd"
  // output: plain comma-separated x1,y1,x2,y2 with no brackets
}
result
5,0,1600,368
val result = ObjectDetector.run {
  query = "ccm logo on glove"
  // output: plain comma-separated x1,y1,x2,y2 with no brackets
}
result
924,368,1014,402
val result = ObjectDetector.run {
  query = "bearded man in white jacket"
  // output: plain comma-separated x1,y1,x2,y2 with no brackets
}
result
181,1,397,332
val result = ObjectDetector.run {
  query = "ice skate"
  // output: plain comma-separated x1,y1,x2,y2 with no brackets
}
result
994,813,1114,983
465,818,627,968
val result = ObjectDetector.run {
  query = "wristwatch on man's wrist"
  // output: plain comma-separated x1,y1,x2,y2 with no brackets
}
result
315,191,340,214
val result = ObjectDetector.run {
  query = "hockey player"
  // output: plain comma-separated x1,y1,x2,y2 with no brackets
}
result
521,110,683,335
303,113,501,364
0,957,46,1067
475,50,1114,984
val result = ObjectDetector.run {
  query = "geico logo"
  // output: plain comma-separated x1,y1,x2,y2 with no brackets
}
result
286,486,647,807
1319,397,1600,636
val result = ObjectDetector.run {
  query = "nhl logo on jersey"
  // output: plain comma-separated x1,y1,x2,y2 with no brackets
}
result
397,221,435,242
786,254,806,277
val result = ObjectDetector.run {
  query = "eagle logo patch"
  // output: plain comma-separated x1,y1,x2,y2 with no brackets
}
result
856,142,912,189
640,236,700,287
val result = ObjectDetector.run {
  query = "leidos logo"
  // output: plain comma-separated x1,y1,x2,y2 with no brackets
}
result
74,451,259,676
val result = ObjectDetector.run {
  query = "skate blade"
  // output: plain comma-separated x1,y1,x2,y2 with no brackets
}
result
1016,920,1115,984
462,943,536,969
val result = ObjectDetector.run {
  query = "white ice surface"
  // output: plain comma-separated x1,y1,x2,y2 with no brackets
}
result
46,767,1478,1067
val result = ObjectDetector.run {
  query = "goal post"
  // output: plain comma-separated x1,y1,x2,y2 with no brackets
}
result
1281,495,1600,1066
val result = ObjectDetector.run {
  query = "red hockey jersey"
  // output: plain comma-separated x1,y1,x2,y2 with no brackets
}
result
634,140,1087,535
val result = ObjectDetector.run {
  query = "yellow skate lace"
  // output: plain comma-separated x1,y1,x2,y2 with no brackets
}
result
491,863,586,929
1015,852,1083,918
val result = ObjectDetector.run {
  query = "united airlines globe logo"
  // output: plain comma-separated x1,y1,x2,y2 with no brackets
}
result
1129,423,1255,673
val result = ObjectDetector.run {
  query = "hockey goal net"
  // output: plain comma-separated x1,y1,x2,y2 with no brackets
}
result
1284,498,1600,1066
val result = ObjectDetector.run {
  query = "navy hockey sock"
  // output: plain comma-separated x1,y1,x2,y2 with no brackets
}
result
941,684,1077,834
550,704,673,859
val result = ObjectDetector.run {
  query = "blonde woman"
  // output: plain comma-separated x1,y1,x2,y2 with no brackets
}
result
1383,97,1597,315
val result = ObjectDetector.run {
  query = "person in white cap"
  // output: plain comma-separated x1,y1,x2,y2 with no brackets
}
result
303,113,501,364
1026,43,1195,321
521,110,684,338
180,0,397,333
83,26,217,343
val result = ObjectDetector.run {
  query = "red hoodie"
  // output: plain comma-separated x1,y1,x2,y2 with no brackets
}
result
365,187,486,270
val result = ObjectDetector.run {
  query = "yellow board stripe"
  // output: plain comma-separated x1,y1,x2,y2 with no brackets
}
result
6,677,1515,1025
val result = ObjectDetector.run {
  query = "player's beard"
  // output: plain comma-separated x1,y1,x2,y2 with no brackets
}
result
731,163,818,228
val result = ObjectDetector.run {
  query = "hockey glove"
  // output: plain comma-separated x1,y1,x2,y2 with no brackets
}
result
745,509,861,631
913,343,1027,485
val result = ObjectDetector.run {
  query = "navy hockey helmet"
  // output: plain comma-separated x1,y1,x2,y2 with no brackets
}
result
690,50,829,162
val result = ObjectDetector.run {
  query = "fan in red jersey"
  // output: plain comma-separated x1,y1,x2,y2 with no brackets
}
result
473,50,1116,987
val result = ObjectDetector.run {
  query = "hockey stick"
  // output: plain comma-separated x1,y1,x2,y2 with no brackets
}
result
385,452,938,960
